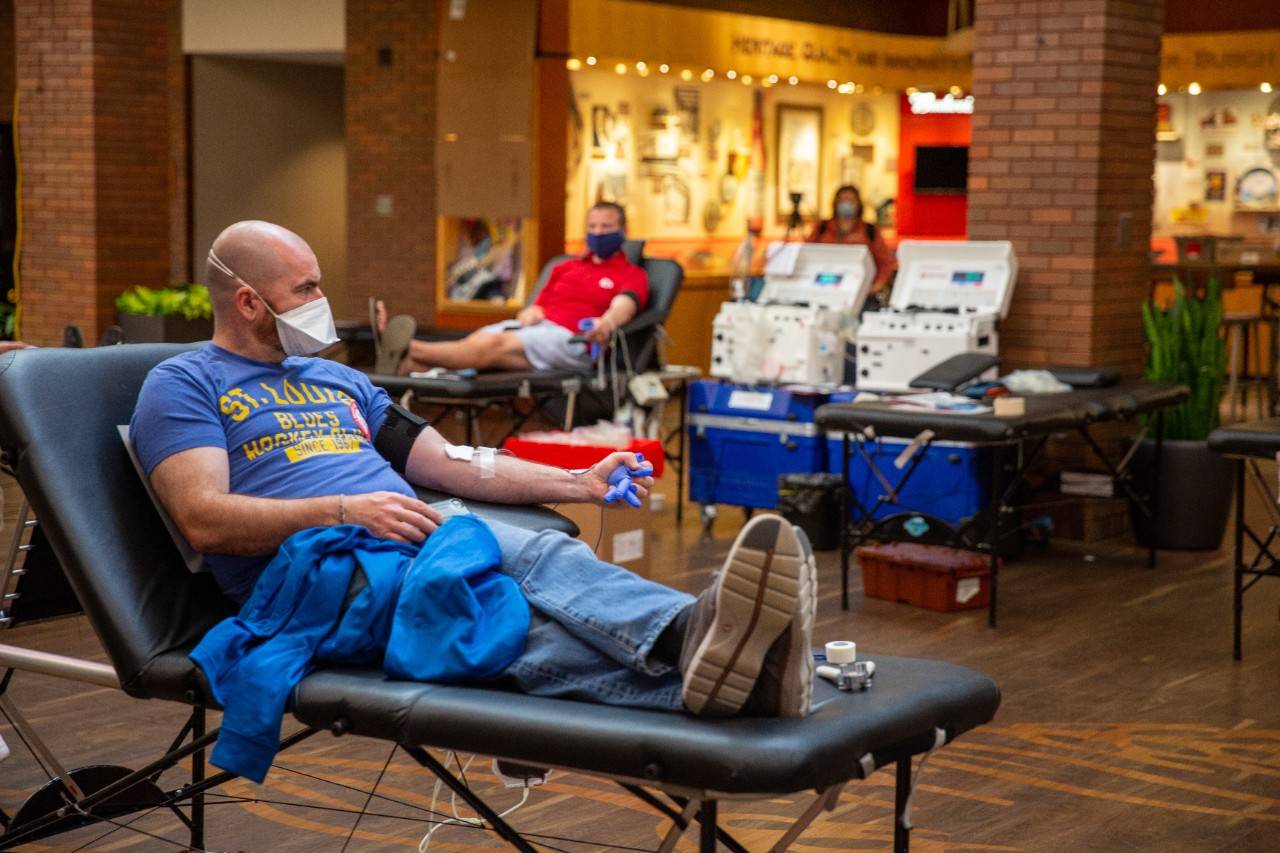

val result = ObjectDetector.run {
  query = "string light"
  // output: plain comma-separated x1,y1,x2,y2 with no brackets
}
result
1156,83,1166,95
1262,82,1274,93
827,79,837,89
585,56,597,66
726,69,737,80
1188,81,1201,95
701,68,714,82
659,63,670,74
767,74,779,85
635,61,647,73
741,74,753,85
681,68,694,81
615,62,627,74
566,57,581,71
949,85,962,97
788,75,799,86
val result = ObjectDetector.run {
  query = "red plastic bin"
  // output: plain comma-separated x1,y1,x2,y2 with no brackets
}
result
502,436,665,478
855,542,994,612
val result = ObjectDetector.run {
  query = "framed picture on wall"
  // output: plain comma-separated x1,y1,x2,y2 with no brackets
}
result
775,104,823,219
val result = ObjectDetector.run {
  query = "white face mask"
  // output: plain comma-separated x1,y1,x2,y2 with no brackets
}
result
208,250,339,357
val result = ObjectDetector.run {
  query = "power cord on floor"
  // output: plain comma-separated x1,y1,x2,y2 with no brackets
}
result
418,752,533,852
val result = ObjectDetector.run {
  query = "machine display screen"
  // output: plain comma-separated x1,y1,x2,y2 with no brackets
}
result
950,271,985,285
813,273,844,285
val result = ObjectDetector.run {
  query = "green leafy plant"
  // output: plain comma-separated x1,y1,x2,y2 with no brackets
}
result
1141,277,1227,441
115,284,212,321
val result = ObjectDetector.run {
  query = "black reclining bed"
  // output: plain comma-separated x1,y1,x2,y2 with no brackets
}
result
0,344,1001,852
815,381,1189,626
1207,417,1280,660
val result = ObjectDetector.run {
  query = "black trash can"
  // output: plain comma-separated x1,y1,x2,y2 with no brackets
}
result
777,472,843,551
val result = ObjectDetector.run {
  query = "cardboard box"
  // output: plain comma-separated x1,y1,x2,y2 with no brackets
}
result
556,496,653,578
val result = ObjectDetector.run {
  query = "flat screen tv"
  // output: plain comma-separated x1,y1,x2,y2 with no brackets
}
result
914,145,969,194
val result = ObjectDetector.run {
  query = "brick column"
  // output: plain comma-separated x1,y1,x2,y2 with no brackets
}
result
968,0,1164,375
345,0,438,323
14,0,174,345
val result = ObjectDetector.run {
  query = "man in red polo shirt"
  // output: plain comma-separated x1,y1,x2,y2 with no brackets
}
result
385,203,649,374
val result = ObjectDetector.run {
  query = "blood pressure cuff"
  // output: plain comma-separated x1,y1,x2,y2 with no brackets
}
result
373,403,428,474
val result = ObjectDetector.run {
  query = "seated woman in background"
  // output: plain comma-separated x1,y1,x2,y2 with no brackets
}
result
807,184,897,303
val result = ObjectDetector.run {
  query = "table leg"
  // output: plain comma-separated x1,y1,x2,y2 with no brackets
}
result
1234,458,1245,661
1149,410,1163,570
841,431,850,611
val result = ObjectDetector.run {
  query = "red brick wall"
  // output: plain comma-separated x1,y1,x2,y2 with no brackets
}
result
968,0,1164,375
14,0,174,345
345,0,438,324
92,0,174,327
168,1,188,284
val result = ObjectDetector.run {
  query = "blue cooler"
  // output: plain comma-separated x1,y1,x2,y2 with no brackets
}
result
688,381,829,509
827,431,993,525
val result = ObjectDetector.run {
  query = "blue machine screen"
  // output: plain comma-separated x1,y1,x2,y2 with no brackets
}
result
951,271,985,285
814,273,844,285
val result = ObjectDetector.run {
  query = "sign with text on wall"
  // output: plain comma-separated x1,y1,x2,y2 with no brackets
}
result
570,0,973,91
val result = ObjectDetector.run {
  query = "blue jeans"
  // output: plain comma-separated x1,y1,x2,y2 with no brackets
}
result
486,520,693,710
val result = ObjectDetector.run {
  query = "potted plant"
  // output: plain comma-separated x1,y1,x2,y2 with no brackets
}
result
1131,277,1233,549
115,284,213,343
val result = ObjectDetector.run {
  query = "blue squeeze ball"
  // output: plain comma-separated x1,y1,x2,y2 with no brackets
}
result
578,318,602,360
603,452,654,508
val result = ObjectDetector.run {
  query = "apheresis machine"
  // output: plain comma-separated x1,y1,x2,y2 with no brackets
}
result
710,242,874,385
856,240,1018,392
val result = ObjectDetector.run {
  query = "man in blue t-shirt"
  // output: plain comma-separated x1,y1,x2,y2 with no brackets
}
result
132,220,817,719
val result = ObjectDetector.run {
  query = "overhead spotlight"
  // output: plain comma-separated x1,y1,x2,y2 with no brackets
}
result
659,63,670,74
1262,82,1274,93
726,69,737,80
585,56,597,66
788,75,799,86
742,74,753,85
1188,81,1201,95
566,58,582,71
827,79,838,89
615,62,627,74
682,68,694,81
1156,83,1167,96
635,61,647,72
768,74,779,84
701,68,714,82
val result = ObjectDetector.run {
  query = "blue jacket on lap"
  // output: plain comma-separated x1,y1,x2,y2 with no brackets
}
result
190,516,529,783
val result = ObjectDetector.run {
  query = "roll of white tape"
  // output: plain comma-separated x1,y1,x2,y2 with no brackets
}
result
826,640,857,664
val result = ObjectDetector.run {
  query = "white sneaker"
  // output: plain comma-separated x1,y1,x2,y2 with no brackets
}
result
0,731,10,763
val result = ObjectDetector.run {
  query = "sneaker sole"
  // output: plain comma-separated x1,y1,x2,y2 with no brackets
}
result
683,515,804,716
773,526,817,718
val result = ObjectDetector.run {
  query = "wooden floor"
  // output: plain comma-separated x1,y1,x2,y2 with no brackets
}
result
2,470,1278,852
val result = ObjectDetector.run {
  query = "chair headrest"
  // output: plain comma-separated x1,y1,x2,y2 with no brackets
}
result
0,344,233,695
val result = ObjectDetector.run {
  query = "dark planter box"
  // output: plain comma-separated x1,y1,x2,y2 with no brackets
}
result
118,313,212,343
1128,437,1234,550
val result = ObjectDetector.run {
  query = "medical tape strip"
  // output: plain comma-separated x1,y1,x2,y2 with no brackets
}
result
900,726,948,831
444,443,497,478
894,429,935,470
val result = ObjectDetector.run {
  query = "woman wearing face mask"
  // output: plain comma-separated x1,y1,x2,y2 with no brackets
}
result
806,185,896,300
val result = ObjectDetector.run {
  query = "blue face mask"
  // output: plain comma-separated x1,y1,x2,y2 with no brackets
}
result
587,230,626,259
836,201,859,219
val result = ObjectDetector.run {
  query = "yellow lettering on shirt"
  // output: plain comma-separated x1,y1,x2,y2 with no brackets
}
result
283,434,361,463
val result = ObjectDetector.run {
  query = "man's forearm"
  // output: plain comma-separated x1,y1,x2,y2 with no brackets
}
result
411,451,593,505
189,493,339,555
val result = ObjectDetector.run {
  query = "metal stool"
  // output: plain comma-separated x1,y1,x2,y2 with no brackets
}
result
1223,311,1276,422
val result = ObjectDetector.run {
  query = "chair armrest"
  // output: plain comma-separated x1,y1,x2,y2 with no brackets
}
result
412,486,580,537
619,309,665,335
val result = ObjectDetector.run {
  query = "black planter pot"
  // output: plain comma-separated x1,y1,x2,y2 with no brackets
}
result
1128,437,1234,550
118,313,212,343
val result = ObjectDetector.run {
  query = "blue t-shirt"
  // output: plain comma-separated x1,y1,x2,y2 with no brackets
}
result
130,344,416,602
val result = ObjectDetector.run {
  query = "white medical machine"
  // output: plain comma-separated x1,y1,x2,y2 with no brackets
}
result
856,240,1018,392
709,242,874,385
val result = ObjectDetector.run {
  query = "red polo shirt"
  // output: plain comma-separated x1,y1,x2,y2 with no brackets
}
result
534,253,650,332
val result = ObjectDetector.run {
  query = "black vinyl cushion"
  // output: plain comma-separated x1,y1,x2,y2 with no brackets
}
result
1208,417,1280,458
816,381,1188,443
291,654,999,795
368,368,591,399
